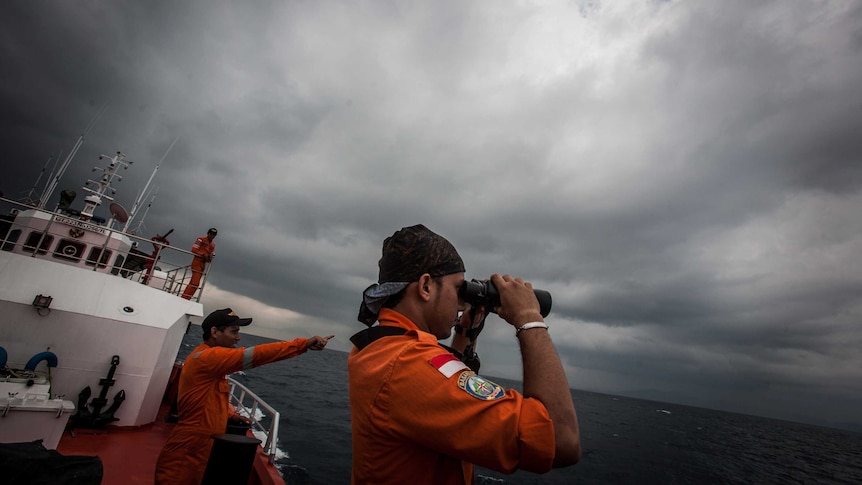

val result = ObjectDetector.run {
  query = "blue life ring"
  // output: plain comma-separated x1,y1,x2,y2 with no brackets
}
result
0,347,7,368
25,351,59,371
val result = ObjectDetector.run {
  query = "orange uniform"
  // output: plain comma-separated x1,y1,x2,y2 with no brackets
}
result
155,338,309,485
348,308,555,485
181,235,216,300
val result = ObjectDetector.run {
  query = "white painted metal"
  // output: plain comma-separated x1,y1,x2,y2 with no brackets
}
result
1,148,208,430
0,250,202,426
228,376,281,463
0,393,75,449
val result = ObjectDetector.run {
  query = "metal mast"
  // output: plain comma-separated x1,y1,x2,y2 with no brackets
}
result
38,105,106,209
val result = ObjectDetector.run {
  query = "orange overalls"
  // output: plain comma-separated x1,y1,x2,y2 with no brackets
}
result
142,234,170,284
181,235,215,300
348,309,556,485
154,338,309,485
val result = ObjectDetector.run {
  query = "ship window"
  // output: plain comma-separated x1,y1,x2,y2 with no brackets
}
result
2,229,21,251
86,247,112,268
23,231,53,255
110,254,126,275
53,239,86,262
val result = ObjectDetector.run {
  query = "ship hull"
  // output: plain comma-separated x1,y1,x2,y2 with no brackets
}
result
0,250,202,427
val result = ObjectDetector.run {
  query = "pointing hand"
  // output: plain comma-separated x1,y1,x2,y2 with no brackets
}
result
308,335,334,351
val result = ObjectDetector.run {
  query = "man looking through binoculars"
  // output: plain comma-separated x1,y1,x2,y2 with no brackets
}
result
348,224,580,485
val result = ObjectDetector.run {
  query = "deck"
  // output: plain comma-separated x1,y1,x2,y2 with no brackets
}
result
55,404,284,484
56,404,174,484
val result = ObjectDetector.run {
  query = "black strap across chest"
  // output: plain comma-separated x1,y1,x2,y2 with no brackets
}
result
349,326,408,351
349,326,479,372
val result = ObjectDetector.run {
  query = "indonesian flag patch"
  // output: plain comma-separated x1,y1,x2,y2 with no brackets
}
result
428,353,468,379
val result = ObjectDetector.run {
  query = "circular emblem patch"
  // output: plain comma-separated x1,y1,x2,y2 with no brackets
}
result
457,372,505,400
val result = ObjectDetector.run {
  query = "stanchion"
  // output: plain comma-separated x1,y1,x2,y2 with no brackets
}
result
201,433,261,484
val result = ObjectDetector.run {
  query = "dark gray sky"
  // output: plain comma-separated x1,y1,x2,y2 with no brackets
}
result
3,0,861,431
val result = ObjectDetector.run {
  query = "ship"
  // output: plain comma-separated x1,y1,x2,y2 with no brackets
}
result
0,148,286,484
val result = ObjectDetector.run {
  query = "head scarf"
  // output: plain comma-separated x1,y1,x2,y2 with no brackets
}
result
358,224,465,326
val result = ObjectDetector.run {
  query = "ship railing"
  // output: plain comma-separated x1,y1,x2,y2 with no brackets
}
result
0,195,211,301
227,376,280,463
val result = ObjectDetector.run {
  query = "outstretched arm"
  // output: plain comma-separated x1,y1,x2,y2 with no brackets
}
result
491,273,581,467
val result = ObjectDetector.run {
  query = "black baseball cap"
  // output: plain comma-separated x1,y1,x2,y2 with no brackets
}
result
208,227,218,235
201,308,252,331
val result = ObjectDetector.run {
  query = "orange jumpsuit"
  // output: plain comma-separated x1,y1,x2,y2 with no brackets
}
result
181,235,215,300
348,309,556,485
154,338,309,485
142,234,170,284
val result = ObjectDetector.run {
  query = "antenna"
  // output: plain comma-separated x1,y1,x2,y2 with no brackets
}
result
123,137,177,232
79,151,130,218
39,150,64,203
38,104,107,209
24,153,56,205
129,186,158,235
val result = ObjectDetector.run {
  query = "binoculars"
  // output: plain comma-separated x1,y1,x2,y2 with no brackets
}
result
459,279,552,317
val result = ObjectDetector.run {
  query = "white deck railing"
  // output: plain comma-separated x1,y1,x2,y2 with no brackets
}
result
227,376,281,463
0,195,212,301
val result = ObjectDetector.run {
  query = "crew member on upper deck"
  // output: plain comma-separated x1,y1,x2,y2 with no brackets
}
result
181,228,217,300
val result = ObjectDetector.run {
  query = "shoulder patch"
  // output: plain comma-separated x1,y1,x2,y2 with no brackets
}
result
457,372,505,400
428,353,468,378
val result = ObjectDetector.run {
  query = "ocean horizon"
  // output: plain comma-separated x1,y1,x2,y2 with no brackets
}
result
177,330,862,484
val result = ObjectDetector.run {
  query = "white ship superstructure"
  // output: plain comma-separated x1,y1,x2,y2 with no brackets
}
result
1,150,209,428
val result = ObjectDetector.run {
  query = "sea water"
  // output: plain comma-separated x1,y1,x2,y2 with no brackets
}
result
177,331,862,484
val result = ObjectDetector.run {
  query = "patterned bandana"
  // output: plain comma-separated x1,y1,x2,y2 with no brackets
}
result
358,224,465,326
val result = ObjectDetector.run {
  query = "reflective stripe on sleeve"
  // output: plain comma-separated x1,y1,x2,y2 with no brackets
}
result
242,346,255,370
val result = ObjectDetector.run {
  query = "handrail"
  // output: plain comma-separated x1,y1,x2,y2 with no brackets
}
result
0,195,211,301
226,376,280,463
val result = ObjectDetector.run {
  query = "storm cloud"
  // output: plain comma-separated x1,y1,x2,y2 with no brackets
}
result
2,0,861,430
